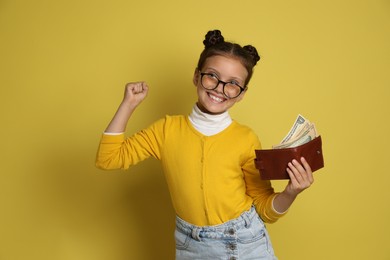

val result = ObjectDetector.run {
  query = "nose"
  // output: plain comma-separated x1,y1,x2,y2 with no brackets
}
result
214,81,225,94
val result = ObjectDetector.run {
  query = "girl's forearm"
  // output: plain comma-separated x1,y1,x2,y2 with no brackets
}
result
104,102,136,133
272,191,297,213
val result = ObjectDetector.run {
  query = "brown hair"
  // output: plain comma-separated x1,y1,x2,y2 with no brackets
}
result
196,30,260,85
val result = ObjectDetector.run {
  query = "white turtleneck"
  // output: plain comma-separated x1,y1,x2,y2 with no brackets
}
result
188,104,233,136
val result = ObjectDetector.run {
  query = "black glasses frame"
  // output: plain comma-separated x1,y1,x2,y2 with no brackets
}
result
199,72,247,99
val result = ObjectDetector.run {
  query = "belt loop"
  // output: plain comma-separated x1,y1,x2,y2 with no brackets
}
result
191,227,201,241
243,212,251,228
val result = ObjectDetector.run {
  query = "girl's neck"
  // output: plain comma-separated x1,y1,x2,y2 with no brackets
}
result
188,104,232,136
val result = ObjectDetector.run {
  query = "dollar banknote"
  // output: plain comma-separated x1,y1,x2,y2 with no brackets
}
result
273,123,317,149
273,115,318,149
280,114,307,144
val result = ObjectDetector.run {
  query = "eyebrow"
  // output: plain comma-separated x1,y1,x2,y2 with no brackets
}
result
203,67,245,83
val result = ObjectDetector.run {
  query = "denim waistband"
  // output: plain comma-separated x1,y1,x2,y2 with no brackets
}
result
175,206,259,241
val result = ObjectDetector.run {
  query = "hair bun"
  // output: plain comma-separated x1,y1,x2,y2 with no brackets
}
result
243,45,260,65
203,30,225,49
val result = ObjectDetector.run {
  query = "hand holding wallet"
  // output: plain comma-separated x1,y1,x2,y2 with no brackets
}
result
254,115,325,180
255,136,324,180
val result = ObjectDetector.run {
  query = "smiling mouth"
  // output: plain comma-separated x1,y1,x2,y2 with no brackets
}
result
208,92,226,103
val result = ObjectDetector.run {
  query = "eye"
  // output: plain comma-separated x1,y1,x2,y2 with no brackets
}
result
229,80,241,86
207,73,219,79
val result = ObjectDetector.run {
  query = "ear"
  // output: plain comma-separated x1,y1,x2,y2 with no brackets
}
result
193,69,199,86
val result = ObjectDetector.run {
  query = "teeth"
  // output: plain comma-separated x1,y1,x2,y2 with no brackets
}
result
209,93,224,102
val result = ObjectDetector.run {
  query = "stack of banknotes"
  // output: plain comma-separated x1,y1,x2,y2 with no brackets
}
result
272,114,318,149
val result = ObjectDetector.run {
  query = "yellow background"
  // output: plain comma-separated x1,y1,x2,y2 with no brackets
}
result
1,0,389,259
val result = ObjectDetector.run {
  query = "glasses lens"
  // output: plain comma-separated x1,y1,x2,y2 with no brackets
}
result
201,74,218,90
224,84,242,98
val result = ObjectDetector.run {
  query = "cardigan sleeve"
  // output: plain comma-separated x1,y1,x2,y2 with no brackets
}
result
95,118,165,170
242,136,287,223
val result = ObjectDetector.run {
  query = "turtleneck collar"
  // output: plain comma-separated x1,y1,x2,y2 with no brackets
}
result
188,104,233,136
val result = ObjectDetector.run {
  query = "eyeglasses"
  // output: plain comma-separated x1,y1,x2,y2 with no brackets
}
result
199,72,246,99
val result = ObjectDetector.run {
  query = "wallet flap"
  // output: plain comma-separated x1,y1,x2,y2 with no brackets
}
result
255,136,324,180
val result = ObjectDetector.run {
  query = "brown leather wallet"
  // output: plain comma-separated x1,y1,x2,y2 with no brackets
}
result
255,136,324,180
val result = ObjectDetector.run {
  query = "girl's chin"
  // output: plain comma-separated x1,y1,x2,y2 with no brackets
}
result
197,103,226,115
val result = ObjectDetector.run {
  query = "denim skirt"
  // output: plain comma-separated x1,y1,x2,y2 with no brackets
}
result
175,206,277,260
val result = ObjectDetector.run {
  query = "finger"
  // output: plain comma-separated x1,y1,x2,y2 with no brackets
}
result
292,159,306,173
133,82,143,94
292,159,312,182
286,167,298,185
300,157,314,184
289,159,313,188
141,82,149,90
128,82,144,94
300,157,312,173
288,161,304,183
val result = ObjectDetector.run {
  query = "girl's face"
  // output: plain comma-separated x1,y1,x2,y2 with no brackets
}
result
193,55,248,115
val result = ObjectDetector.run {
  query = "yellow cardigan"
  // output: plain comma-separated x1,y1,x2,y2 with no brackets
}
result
96,115,285,226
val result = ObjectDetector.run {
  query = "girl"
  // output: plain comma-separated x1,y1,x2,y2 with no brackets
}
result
96,30,314,260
